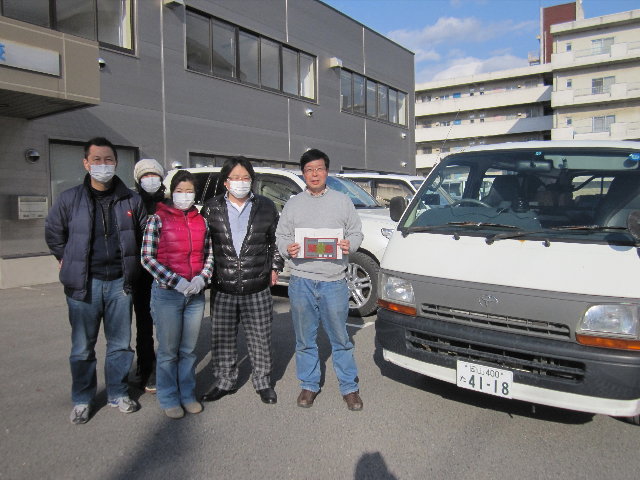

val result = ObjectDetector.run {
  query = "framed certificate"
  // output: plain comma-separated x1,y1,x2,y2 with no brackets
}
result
294,228,343,259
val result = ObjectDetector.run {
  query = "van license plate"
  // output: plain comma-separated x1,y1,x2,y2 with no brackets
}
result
456,360,513,399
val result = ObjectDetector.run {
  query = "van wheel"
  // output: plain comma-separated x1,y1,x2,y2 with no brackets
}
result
346,252,379,317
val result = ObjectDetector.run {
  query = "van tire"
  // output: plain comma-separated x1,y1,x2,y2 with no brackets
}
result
347,252,379,317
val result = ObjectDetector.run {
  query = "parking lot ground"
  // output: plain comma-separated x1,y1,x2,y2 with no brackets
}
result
2,283,640,480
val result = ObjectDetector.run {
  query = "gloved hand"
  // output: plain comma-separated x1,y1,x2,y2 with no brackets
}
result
175,277,191,296
184,276,206,296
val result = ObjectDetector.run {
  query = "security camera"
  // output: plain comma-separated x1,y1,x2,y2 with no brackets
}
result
171,161,184,169
98,57,106,69
305,108,314,117
24,148,41,163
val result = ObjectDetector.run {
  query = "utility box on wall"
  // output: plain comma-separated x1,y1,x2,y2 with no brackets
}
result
14,196,48,219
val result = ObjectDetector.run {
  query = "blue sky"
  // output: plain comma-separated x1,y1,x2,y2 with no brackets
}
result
321,0,639,84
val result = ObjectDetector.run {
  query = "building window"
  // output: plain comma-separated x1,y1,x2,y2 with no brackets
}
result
212,19,236,78
389,89,398,124
282,46,299,95
260,38,280,90
49,140,137,204
593,115,615,133
186,9,316,100
453,119,461,125
566,117,572,126
366,79,377,117
566,79,572,88
353,73,366,115
591,37,614,55
238,31,259,85
378,84,388,121
566,43,572,52
452,92,461,99
340,70,352,110
398,92,407,126
340,68,406,126
2,0,134,51
592,76,615,95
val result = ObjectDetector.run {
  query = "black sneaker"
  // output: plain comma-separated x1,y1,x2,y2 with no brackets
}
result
144,370,157,394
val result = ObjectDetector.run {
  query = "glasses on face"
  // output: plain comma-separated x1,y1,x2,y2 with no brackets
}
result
227,176,251,182
303,166,327,175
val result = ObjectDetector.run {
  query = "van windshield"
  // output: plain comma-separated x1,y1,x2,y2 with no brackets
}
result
400,146,640,245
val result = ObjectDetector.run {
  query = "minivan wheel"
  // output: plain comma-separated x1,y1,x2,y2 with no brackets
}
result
346,252,379,317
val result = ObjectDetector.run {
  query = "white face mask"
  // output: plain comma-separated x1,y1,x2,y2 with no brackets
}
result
140,176,162,193
172,192,196,210
90,164,116,183
228,180,252,199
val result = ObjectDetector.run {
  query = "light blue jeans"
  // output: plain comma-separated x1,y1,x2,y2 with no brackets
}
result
151,283,205,409
288,275,359,396
66,276,134,405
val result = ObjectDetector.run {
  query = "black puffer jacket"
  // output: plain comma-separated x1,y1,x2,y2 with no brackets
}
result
45,175,147,300
202,194,284,295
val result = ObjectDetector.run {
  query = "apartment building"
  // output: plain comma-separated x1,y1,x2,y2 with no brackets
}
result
414,65,553,173
551,9,640,141
414,5,640,174
0,0,414,288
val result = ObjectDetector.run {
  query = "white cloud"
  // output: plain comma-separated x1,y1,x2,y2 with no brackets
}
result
387,17,535,52
416,54,529,83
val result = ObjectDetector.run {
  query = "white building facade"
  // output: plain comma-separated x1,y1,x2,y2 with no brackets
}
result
414,7,640,174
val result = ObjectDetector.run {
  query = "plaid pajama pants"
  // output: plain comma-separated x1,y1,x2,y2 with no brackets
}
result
210,287,274,391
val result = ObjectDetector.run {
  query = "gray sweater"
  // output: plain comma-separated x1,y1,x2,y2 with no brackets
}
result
276,188,363,281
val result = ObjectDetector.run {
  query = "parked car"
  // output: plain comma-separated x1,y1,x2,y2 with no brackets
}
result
164,166,396,316
337,172,425,206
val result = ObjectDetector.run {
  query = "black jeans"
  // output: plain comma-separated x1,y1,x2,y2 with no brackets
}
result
132,269,156,376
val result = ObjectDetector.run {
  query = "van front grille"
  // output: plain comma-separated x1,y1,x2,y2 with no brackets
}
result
407,330,584,382
420,303,571,339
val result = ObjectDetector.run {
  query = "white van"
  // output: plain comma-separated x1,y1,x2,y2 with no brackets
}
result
377,141,640,424
165,166,396,316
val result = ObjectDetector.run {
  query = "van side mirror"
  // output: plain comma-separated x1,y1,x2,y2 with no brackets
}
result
389,196,407,222
627,210,640,243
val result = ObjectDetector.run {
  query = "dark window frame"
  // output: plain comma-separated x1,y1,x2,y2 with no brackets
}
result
339,67,407,127
186,8,317,101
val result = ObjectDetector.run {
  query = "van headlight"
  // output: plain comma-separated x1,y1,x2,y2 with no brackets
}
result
576,304,640,351
378,274,417,316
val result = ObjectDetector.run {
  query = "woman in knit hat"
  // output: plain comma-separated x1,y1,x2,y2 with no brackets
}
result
132,158,166,393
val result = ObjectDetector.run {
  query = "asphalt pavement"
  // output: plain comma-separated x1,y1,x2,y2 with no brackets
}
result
2,282,640,480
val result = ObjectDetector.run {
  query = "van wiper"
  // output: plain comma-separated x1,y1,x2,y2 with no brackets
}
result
403,221,519,237
552,225,628,232
486,225,629,244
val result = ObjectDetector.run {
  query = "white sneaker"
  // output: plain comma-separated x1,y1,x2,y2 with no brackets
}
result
108,396,138,413
70,404,90,424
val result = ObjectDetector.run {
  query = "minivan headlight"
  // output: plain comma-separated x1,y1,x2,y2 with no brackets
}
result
576,304,640,351
578,305,639,337
380,274,415,304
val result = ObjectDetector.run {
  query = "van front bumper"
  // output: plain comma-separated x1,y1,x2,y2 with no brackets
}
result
376,308,640,417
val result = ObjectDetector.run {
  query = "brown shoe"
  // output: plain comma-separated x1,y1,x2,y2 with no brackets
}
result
343,391,363,411
297,389,318,408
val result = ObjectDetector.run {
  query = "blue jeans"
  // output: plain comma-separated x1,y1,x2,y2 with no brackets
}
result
151,283,205,409
289,276,359,396
66,276,134,405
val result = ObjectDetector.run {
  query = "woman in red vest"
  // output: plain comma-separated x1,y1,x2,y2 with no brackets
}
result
141,170,214,419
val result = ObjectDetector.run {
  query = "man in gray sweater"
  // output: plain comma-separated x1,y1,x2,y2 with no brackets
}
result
275,149,364,411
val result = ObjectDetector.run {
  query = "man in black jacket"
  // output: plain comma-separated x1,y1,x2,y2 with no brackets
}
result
45,137,147,424
200,157,284,404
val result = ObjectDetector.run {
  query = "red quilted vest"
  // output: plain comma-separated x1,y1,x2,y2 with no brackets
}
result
155,202,206,281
